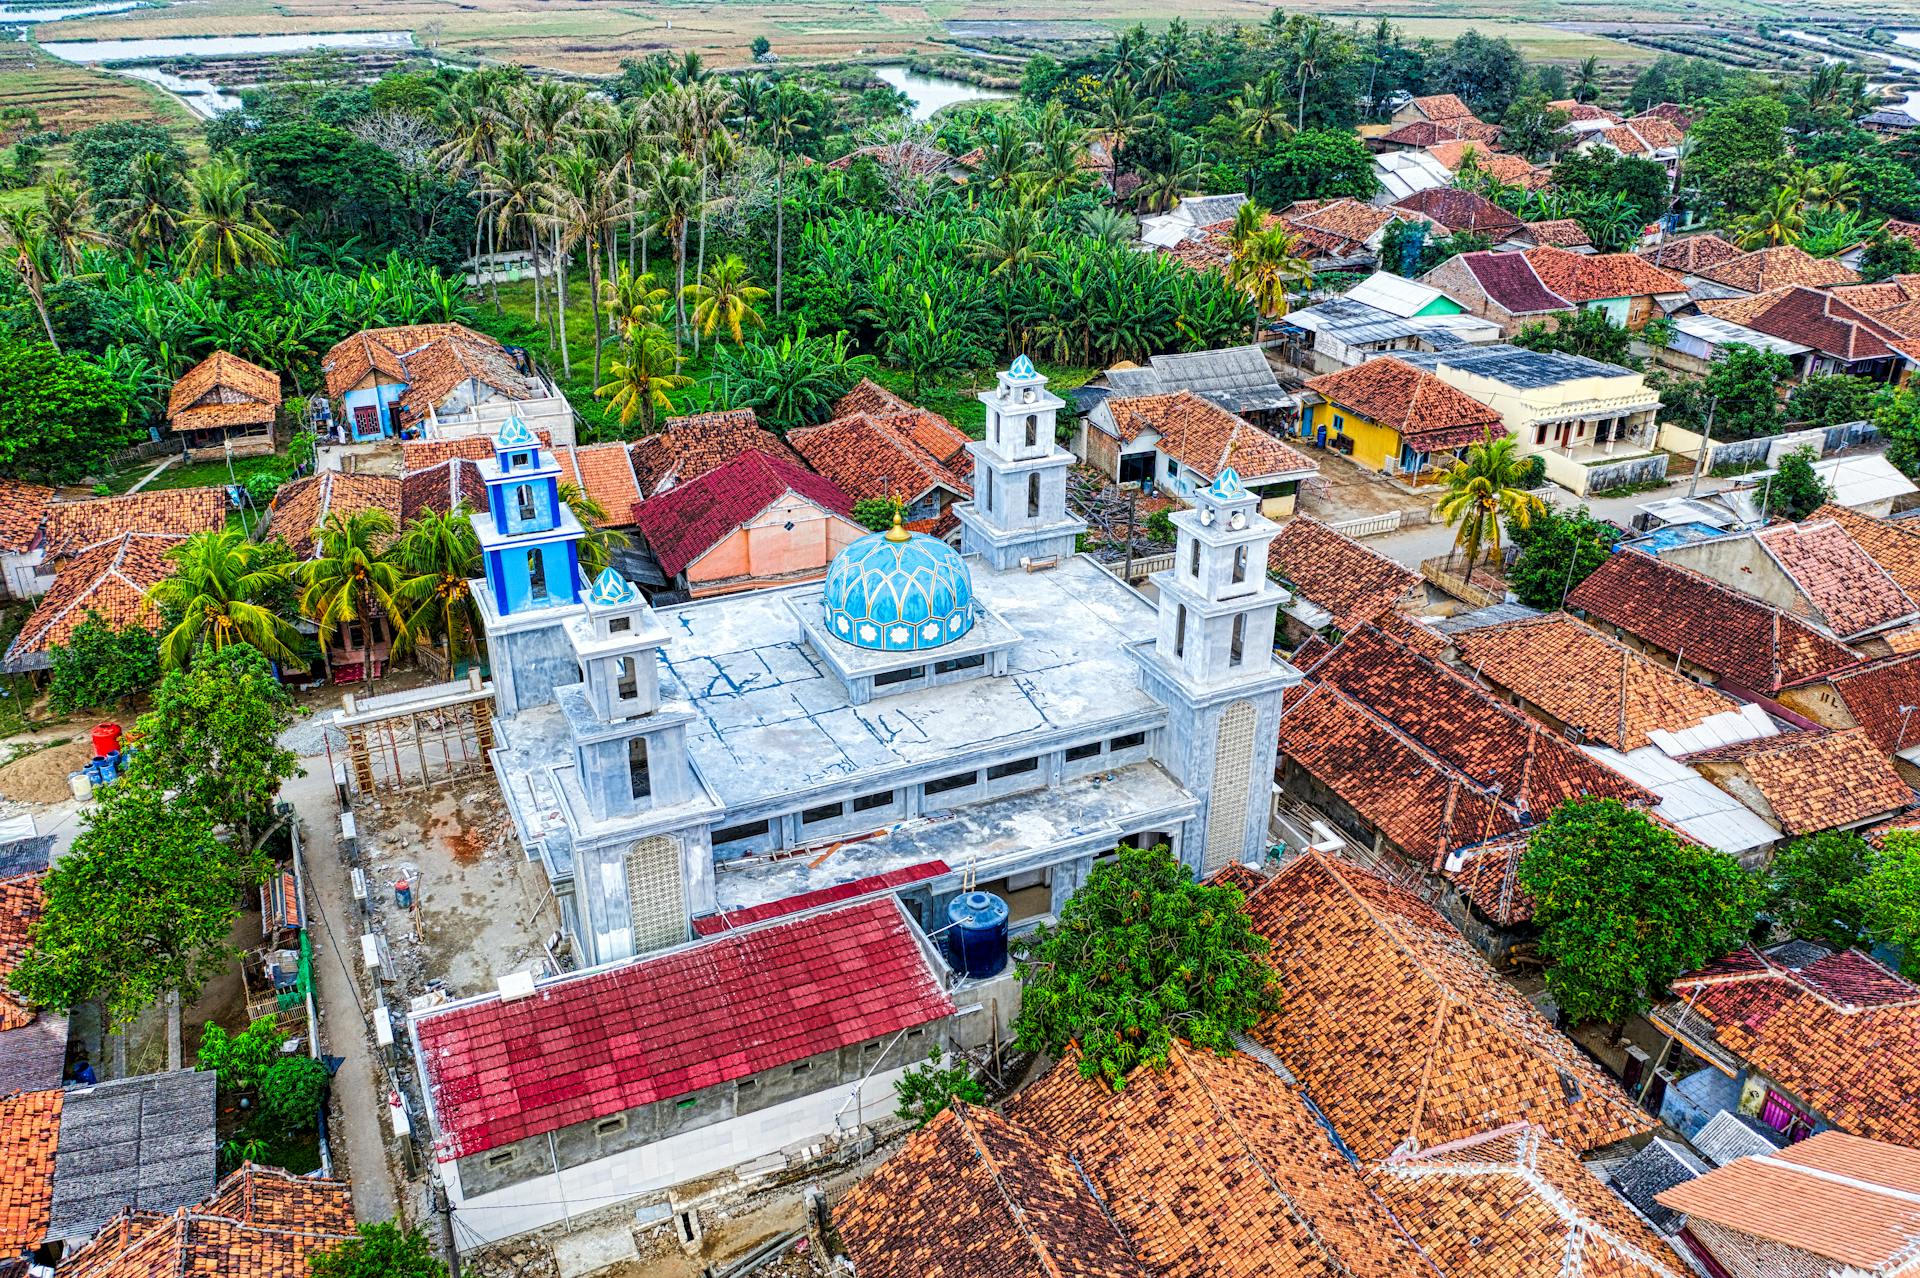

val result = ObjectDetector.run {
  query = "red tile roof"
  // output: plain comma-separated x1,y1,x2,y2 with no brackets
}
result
41,489,226,564
0,479,53,556
1807,504,1920,599
632,448,857,578
167,350,281,433
789,413,973,506
398,457,487,525
691,861,948,937
1654,1131,1920,1272
1595,117,1685,157
633,409,804,497
1242,851,1656,1158
552,443,642,528
1451,250,1572,314
837,1102,1151,1278
1665,945,1920,1146
1636,102,1695,130
1567,550,1859,694
320,323,505,398
267,472,403,559
1820,653,1920,757
1427,141,1537,186
1105,392,1315,482
1638,234,1743,274
1306,357,1504,453
0,874,45,1033
1686,728,1910,834
1754,520,1916,639
1523,246,1686,302
1372,1124,1686,1278
1266,516,1421,634
414,898,953,1159
60,1164,355,1278
0,1089,60,1255
1518,218,1592,249
1695,247,1860,293
1407,93,1478,123
1391,188,1524,235
1700,286,1900,364
5,532,181,669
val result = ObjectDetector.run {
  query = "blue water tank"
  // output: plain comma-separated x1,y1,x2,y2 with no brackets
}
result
945,891,1009,979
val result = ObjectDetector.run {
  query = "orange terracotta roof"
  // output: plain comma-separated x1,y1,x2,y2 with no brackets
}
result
60,1164,355,1278
788,412,973,506
392,332,532,422
1638,234,1743,274
1754,519,1916,639
1007,1043,1434,1278
633,409,804,497
166,350,281,433
1687,728,1910,834
0,1088,61,1255
5,532,181,669
1595,117,1685,156
1306,357,1504,453
1107,391,1315,482
1380,118,1500,146
1427,140,1536,185
320,323,493,397
1286,197,1399,245
1665,945,1920,1147
1241,850,1656,1158
1694,246,1860,293
400,430,553,470
1373,1124,1686,1278
1408,93,1478,123
267,472,403,559
41,489,226,564
0,873,44,1033
1454,612,1745,750
832,378,914,419
552,443,642,528
1266,516,1421,634
1808,504,1920,598
1654,1131,1920,1272
835,1102,1149,1278
1523,246,1686,302
0,479,54,555
1519,219,1591,248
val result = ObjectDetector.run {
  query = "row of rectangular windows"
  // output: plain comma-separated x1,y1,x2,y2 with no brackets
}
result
874,652,986,686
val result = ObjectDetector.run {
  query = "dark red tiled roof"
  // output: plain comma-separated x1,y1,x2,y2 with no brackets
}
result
691,861,949,936
632,449,856,578
1567,550,1858,694
1754,520,1915,639
1266,517,1422,634
414,898,953,1159
1391,188,1523,235
1823,653,1920,757
1455,250,1571,314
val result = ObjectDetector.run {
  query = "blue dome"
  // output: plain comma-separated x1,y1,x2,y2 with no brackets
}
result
822,529,975,652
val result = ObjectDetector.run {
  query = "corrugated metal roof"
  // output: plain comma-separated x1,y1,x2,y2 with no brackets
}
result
1582,741,1780,857
1345,270,1455,317
1671,313,1811,357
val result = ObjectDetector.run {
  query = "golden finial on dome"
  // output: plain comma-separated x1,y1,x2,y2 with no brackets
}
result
884,498,911,543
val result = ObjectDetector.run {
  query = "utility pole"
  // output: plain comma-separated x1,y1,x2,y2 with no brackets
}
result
1686,395,1717,499
433,1176,461,1276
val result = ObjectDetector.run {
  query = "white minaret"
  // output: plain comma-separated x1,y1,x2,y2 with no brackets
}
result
1132,468,1299,877
956,356,1086,571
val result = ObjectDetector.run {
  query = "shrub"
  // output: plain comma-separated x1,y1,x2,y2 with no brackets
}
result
260,1054,331,1129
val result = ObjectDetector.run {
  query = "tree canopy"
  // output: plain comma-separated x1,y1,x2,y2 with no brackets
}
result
0,339,137,482
1504,505,1620,610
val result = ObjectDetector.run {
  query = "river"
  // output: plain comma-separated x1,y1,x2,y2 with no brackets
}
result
873,64,1012,121
1779,27,1920,119
32,29,415,116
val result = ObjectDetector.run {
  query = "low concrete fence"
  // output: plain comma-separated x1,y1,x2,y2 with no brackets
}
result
1327,511,1404,538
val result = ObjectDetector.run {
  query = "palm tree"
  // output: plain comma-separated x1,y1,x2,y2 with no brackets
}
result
144,529,304,671
973,114,1034,199
966,205,1055,274
762,83,811,315
437,77,509,305
0,210,57,348
1733,185,1806,249
1230,72,1293,152
1573,56,1602,103
557,483,632,578
1143,20,1189,95
639,153,702,350
1226,225,1312,341
102,150,187,263
38,168,112,273
390,507,482,673
480,140,547,323
684,254,768,345
296,509,403,682
1092,78,1149,187
1226,200,1270,253
1284,16,1331,131
178,158,283,278
1364,19,1396,118
1805,162,1859,214
1433,431,1546,586
596,324,691,433
1106,25,1147,82
1079,206,1135,246
1136,138,1205,215
602,264,670,338
545,150,633,383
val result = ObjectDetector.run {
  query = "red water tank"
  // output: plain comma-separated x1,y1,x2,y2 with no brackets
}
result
91,722,122,758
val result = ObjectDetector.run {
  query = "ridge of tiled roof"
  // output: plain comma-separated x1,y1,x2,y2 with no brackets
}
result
1824,651,1920,758
831,378,914,419
1426,141,1536,185
1304,357,1504,452
393,332,532,422
1753,519,1916,639
1596,117,1685,157
1665,945,1920,1146
635,409,804,496
4,532,182,669
167,350,281,432
1455,250,1572,313
1807,503,1920,598
1518,218,1591,248
1390,188,1523,235
1266,516,1422,635
1522,246,1686,302
267,472,404,559
400,429,553,471
1566,549,1858,694
837,1101,1150,1278
788,411,973,506
1288,197,1398,245
1380,118,1500,147
552,442,643,528
1106,391,1316,481
633,448,856,578
41,489,226,565
1694,246,1861,293
320,323,492,398
1635,102,1695,130
1239,850,1656,1159
1684,727,1910,834
398,457,486,525
1453,611,1744,751
1372,1123,1686,1278
1408,93,1478,123
1700,286,1901,362
1637,234,1743,273
58,1164,354,1278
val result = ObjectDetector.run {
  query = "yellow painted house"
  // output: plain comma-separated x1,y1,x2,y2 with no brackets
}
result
1302,357,1506,479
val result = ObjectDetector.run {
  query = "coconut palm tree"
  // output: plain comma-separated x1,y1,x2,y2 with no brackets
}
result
390,506,482,672
762,83,811,315
1226,225,1312,341
1573,56,1602,103
1733,184,1806,249
1092,78,1149,187
1226,200,1270,253
480,140,547,323
1364,18,1396,118
546,150,633,383
1805,162,1859,214
1136,138,1206,215
966,205,1055,275
684,255,769,345
1143,20,1189,95
437,77,510,305
596,324,691,433
38,168,113,273
0,210,57,348
1284,16,1331,130
639,152,702,350
1230,71,1293,151
602,264,670,339
1106,25,1147,82
1028,131,1091,203
557,483,632,578
296,509,403,682
178,158,283,278
102,150,187,263
1433,430,1546,586
973,114,1034,200
144,529,305,671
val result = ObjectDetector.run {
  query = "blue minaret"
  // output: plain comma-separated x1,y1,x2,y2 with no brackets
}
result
473,416,586,616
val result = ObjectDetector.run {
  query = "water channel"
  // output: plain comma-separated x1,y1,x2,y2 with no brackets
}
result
873,63,1012,121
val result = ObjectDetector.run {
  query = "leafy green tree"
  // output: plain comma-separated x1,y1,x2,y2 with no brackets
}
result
1500,93,1572,162
1424,31,1528,119
1765,446,1833,521
1511,307,1635,368
893,1044,986,1127
1786,374,1879,430
851,497,897,532
1434,430,1546,586
297,508,402,679
1875,384,1920,478
1859,228,1920,283
1505,506,1620,610
48,612,160,713
1701,345,1794,442
308,1222,448,1278
0,339,136,482
1013,843,1277,1089
126,643,301,853
1626,54,1724,112
1520,798,1760,1027
197,1016,288,1092
69,121,188,209
1688,97,1790,218
749,35,771,59
708,320,878,432
1768,831,1872,948
261,1054,332,1128
1847,832,1920,978
1548,150,1672,226
9,782,264,1040
1250,129,1378,207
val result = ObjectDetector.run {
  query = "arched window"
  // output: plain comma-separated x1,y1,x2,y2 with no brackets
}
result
1024,415,1037,447
527,548,548,603
1027,473,1040,517
1175,604,1187,657
1230,614,1245,666
1232,545,1248,585
515,483,537,524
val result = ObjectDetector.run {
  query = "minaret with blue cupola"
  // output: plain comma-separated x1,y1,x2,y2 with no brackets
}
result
956,356,1086,571
474,416,587,616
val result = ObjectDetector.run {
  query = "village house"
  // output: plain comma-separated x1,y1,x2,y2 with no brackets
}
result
1652,941,1920,1150
1137,192,1249,249
320,323,572,445
1301,355,1506,480
165,350,281,460
1265,516,1422,647
1692,245,1862,295
0,851,65,1100
1698,286,1912,383
1503,218,1595,253
1371,147,1460,203
1390,92,1486,130
1083,345,1298,429
1638,233,1745,277
1396,343,1665,496
1079,389,1317,516
1389,187,1525,238
265,470,406,680
1652,311,1813,378
630,449,865,598
1654,1131,1920,1278
38,488,226,573
1682,729,1911,843
1280,270,1501,373
789,410,972,539
1,532,182,676
630,407,803,498
1420,247,1686,335
1425,138,1540,187
0,479,56,601
1372,114,1503,151
402,433,642,529
1574,113,1689,179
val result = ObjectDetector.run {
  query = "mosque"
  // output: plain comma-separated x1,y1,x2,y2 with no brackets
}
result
475,358,1303,968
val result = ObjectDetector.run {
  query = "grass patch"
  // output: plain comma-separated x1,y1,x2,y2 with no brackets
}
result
98,450,285,495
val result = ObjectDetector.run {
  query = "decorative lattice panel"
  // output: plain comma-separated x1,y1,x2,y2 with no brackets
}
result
625,835,687,955
1203,700,1259,873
